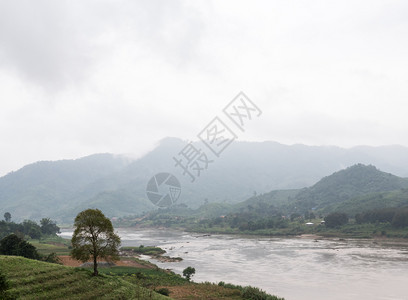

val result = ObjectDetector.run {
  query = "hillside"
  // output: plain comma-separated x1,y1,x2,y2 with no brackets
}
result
293,164,408,213
134,165,408,239
0,255,168,299
2,138,408,221
235,164,408,216
333,188,408,215
0,154,133,222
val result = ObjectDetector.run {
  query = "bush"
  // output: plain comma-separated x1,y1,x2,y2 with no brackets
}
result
241,286,284,300
156,288,170,296
392,210,408,228
0,271,15,300
355,208,396,224
182,266,195,281
121,245,166,256
0,272,9,293
324,212,348,228
41,252,61,264
0,234,39,259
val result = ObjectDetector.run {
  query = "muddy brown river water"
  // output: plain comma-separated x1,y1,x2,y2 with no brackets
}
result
60,229,408,300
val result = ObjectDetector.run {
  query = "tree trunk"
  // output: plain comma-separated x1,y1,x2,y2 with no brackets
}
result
93,255,98,276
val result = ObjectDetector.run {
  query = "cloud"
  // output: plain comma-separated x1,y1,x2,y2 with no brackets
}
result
0,0,208,91
0,1,93,90
0,0,408,176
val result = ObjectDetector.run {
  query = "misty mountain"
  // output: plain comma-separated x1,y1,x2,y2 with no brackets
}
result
2,137,408,222
0,154,132,221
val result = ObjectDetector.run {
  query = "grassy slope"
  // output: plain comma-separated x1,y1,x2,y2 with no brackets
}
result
99,266,283,300
29,236,72,256
0,239,283,300
0,256,169,300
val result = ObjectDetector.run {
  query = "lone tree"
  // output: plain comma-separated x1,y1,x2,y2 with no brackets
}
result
4,212,11,222
71,209,120,276
182,266,196,281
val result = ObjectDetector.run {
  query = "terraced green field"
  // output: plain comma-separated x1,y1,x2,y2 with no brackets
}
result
0,256,169,299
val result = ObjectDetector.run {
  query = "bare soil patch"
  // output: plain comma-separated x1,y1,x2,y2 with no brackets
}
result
58,255,151,268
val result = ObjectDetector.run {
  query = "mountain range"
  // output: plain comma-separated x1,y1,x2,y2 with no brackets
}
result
1,137,408,222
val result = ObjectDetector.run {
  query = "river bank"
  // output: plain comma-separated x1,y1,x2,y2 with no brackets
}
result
120,220,408,242
59,227,408,300
115,227,408,300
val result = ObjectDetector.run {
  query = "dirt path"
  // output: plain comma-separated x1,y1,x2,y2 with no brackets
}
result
58,256,151,268
162,285,242,300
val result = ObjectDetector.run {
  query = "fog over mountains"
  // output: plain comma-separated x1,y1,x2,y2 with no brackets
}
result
1,137,408,222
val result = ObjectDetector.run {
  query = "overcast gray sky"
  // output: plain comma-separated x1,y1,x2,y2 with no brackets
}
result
0,0,407,176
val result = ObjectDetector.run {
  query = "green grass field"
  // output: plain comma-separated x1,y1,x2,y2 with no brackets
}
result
98,266,284,300
99,266,188,287
0,256,169,299
28,235,71,256
120,246,166,256
0,235,284,300
0,255,284,300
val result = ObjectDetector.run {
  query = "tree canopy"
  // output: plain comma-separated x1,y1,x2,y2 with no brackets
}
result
391,209,408,228
0,234,39,259
182,266,196,281
40,218,60,235
71,209,120,276
3,213,11,223
324,212,348,228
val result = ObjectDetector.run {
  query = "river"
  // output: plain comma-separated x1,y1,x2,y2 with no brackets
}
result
60,228,408,300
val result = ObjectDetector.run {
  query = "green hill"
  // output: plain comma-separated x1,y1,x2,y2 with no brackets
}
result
233,164,408,216
0,256,168,300
293,164,408,213
0,154,132,222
